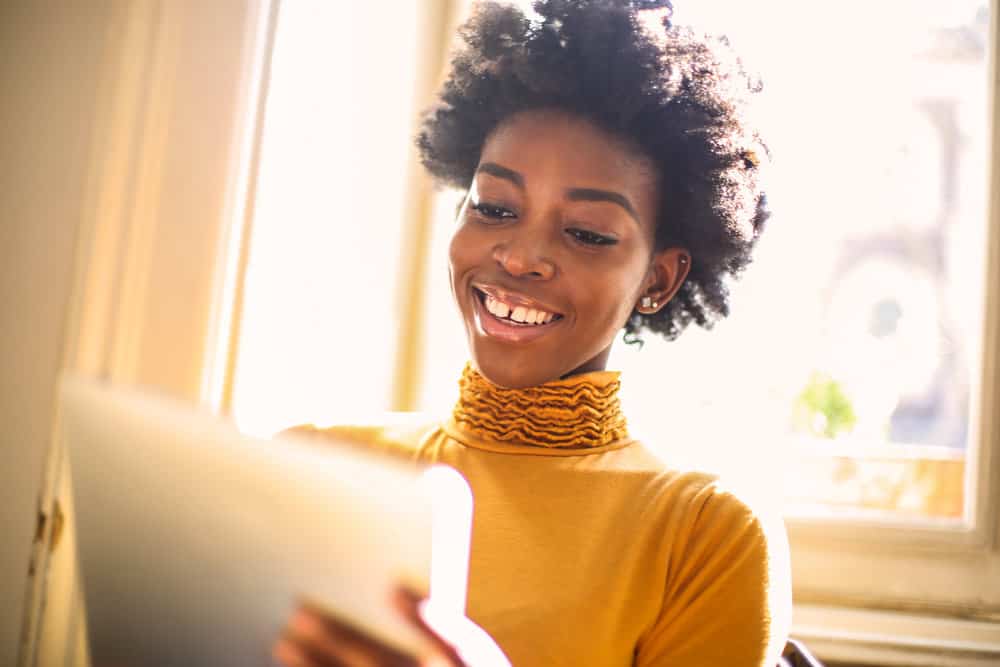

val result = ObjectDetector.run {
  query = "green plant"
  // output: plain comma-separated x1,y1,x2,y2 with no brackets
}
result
793,371,857,439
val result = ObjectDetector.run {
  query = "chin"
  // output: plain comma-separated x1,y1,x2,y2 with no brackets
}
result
470,353,558,390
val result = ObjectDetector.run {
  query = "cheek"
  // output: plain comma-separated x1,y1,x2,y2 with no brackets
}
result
576,263,646,331
449,219,492,271
447,225,469,283
448,222,482,299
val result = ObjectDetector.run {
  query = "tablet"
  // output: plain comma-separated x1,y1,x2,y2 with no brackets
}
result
60,374,472,666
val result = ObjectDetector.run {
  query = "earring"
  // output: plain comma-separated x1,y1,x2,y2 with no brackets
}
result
641,296,652,309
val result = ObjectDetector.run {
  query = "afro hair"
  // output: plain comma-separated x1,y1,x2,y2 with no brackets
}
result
417,0,770,343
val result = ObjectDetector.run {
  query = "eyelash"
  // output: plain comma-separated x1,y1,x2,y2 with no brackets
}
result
469,201,618,247
567,228,617,246
469,202,515,220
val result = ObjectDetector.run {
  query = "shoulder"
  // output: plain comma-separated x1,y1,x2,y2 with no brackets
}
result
610,443,740,517
678,476,787,577
639,451,787,576
279,412,443,461
623,442,784,538
634,456,792,665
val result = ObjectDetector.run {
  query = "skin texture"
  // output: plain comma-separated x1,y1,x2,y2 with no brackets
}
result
449,109,689,388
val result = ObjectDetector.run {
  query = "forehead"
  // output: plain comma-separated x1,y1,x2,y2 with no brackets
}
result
480,110,659,198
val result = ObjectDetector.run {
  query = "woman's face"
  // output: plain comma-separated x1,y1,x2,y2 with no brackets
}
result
449,109,688,388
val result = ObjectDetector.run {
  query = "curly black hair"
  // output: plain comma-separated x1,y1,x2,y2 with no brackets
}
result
417,0,770,344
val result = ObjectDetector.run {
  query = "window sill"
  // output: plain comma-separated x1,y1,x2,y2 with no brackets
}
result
792,603,1000,667
783,438,966,521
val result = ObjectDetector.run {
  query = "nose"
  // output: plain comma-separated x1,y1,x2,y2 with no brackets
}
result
492,233,556,280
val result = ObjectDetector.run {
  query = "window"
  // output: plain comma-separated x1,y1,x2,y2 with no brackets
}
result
601,1,993,525
419,0,994,513
222,0,1000,662
228,1,448,436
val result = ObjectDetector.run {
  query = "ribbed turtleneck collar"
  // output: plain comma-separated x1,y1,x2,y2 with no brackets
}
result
444,363,633,456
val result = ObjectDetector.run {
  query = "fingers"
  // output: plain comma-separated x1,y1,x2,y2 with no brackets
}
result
273,603,418,667
391,587,464,667
273,633,345,667
393,588,465,666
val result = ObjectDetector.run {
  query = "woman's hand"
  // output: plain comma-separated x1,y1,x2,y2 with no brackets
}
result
272,586,510,667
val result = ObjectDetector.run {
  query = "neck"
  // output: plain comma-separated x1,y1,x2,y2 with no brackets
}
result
447,363,631,452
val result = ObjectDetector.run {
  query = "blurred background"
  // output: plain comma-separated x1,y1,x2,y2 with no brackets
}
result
234,0,991,522
3,1,999,665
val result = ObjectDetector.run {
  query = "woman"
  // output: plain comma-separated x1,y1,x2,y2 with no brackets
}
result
274,0,791,665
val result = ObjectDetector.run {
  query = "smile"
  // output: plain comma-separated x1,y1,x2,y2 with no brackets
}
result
471,286,564,342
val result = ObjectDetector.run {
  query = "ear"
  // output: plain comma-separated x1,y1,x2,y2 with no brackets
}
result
636,247,690,314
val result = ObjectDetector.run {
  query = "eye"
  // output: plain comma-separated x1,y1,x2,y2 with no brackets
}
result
566,228,618,246
469,201,516,221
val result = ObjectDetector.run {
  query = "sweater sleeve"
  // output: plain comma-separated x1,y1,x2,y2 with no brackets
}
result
635,483,792,666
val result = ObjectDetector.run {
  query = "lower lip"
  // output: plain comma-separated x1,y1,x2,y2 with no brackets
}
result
472,290,562,343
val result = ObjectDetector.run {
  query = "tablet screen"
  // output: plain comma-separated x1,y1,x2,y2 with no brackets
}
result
61,375,472,666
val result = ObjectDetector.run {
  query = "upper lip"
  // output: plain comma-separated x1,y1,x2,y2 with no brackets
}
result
472,282,565,316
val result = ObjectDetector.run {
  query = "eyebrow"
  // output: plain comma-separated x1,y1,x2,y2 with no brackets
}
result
476,162,640,224
566,188,639,223
477,162,524,188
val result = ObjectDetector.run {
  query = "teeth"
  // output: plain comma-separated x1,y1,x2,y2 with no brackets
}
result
481,291,556,325
486,295,509,318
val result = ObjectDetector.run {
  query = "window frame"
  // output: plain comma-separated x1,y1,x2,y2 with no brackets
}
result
778,1,1000,659
780,0,1000,611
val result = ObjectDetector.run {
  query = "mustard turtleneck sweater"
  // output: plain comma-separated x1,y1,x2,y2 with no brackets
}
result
290,365,791,666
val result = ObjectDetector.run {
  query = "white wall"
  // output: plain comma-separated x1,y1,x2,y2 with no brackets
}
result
0,3,120,664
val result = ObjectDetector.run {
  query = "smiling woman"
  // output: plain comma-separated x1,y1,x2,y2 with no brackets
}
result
272,1,790,666
450,110,689,389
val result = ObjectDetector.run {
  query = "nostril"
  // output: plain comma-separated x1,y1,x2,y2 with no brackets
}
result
493,243,555,280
